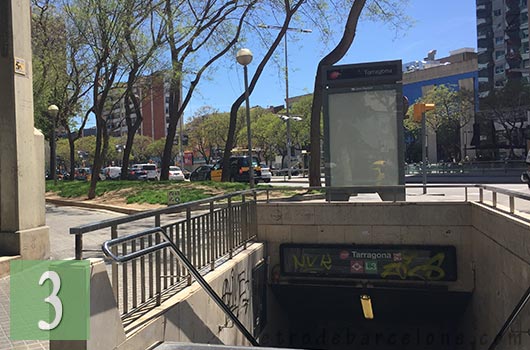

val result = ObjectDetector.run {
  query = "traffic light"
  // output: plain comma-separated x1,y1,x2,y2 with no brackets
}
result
182,134,188,146
413,103,435,122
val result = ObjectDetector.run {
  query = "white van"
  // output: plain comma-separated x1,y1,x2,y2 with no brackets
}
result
102,166,122,180
130,164,158,180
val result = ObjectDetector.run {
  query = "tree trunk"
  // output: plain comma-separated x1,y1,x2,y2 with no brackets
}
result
88,117,104,199
160,64,182,181
67,130,76,181
308,0,366,187
221,2,304,181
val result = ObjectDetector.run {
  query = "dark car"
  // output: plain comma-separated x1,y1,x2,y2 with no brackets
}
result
227,156,261,182
74,167,91,181
189,165,214,181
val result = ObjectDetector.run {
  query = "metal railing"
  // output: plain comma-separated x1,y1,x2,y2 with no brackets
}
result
69,183,530,338
70,190,257,321
405,160,527,175
102,227,259,346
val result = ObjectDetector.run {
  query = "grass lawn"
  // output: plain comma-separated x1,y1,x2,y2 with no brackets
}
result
45,180,254,205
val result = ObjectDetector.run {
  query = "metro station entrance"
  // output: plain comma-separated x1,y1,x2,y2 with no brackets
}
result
271,284,471,350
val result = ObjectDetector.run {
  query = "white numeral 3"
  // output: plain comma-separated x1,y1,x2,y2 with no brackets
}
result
38,271,63,330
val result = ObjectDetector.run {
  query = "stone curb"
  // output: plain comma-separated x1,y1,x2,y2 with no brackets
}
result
46,198,145,214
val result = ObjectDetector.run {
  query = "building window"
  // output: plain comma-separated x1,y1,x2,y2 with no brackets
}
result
495,65,505,74
495,36,504,45
523,42,530,53
495,50,505,59
522,28,529,39
522,12,529,23
495,80,505,87
493,9,501,16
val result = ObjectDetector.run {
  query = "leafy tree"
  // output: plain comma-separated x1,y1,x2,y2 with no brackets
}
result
160,0,258,180
188,109,231,164
415,84,474,161
480,81,530,159
147,137,178,163
221,0,309,181
32,0,92,181
251,113,285,165
119,0,166,179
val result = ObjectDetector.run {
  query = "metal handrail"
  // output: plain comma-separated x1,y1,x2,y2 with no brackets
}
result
70,188,258,235
102,227,259,346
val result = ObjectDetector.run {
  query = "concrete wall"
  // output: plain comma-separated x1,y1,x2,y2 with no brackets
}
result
458,203,530,349
258,201,530,349
50,244,265,350
0,0,49,260
120,243,265,350
257,202,474,292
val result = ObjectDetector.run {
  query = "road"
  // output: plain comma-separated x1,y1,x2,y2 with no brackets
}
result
45,182,530,260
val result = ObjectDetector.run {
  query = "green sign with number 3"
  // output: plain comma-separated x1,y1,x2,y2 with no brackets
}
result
10,260,90,340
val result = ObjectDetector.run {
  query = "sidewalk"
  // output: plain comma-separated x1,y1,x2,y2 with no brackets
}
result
0,276,48,350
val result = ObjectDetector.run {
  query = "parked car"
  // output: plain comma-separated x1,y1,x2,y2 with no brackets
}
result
182,168,191,180
189,165,214,181
226,156,261,183
46,169,70,180
128,164,158,180
101,166,121,180
168,166,185,181
74,167,91,181
259,163,272,183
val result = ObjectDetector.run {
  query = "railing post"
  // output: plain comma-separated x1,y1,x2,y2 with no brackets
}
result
228,197,233,259
242,194,247,250
492,192,497,208
75,233,83,260
510,196,515,214
111,225,118,303
266,189,270,203
210,201,215,271
465,187,468,202
479,188,484,203
155,231,161,306
186,207,192,286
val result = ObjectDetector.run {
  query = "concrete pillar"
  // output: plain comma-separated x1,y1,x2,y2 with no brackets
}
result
50,259,126,350
0,0,50,259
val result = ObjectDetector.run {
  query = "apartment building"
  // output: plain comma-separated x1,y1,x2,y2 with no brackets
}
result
477,0,530,97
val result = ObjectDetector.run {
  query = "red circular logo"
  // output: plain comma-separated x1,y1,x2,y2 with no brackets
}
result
339,250,349,260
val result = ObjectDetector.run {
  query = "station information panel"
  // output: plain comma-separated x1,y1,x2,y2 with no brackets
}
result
322,60,405,201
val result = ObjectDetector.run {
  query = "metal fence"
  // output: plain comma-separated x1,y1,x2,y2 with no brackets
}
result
69,184,530,326
405,160,527,175
70,190,257,322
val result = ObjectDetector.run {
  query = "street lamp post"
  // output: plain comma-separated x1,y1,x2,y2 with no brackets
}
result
258,23,311,179
48,104,59,185
236,48,255,188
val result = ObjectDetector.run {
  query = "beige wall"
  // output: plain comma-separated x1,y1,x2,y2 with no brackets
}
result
258,201,530,349
0,0,49,259
258,202,474,292
458,203,530,349
119,243,265,350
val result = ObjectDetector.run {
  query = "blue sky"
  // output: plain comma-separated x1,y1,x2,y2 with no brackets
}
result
184,0,477,119
82,1,477,127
